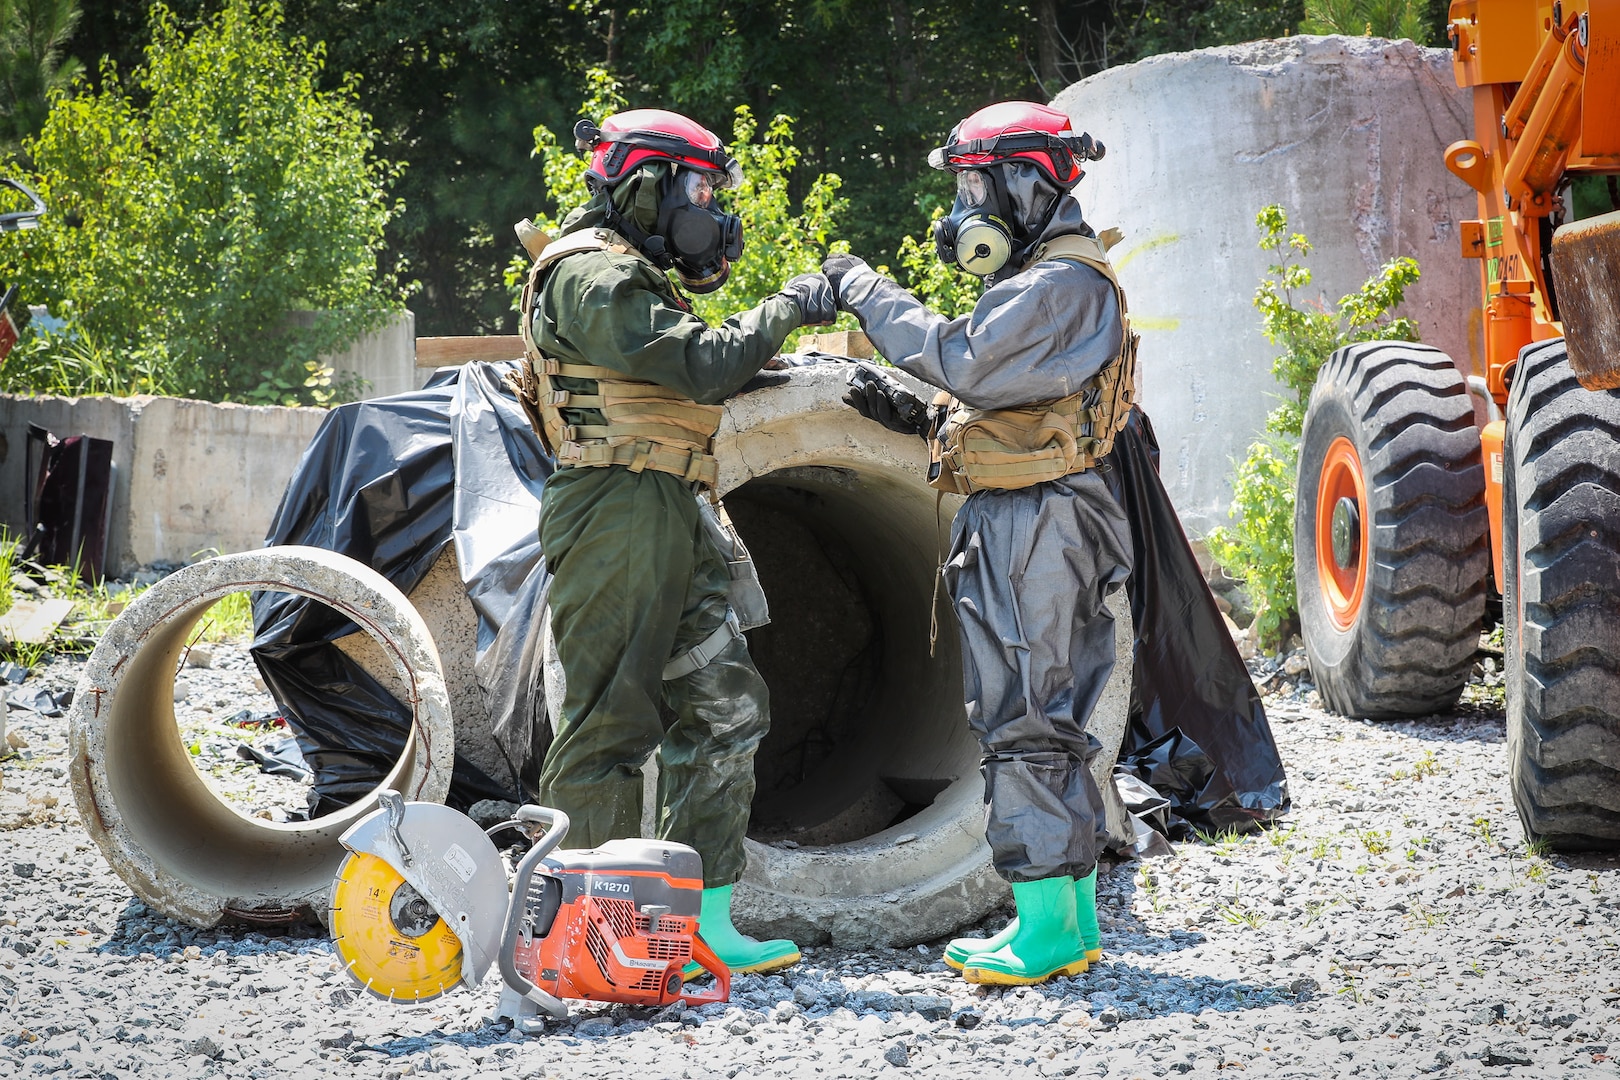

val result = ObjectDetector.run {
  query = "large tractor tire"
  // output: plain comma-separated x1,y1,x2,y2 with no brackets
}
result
1294,341,1489,718
1502,338,1620,849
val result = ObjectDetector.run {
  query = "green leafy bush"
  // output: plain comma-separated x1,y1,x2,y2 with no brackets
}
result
0,0,403,405
893,208,983,319
512,70,990,357
1207,204,1420,646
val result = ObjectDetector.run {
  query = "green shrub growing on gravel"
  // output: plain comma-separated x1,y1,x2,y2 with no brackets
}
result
1206,204,1420,647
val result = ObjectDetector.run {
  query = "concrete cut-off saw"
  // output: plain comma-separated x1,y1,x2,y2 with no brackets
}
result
328,791,730,1030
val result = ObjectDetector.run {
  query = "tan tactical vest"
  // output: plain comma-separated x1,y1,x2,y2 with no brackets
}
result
928,231,1139,496
512,227,724,489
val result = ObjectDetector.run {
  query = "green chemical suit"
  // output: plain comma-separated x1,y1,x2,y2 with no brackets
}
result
528,201,800,887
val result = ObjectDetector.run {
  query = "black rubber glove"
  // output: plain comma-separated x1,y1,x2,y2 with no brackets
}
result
778,272,836,326
821,254,865,303
735,370,792,395
842,362,930,436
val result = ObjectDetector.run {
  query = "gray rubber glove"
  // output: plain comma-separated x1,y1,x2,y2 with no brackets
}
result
778,272,837,327
821,254,868,305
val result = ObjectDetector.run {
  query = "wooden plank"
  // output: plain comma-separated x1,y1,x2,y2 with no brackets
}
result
415,336,526,367
0,598,74,646
794,330,874,359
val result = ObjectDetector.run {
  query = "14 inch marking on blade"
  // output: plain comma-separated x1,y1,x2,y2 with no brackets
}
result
330,851,464,1003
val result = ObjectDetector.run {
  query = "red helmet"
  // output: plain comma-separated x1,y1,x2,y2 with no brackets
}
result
576,109,743,190
928,101,1103,188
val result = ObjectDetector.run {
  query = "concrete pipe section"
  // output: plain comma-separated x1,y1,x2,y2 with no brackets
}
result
68,546,454,927
705,364,1134,947
1052,35,1476,538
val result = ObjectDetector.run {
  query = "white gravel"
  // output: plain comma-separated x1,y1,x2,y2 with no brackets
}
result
3,640,1618,1079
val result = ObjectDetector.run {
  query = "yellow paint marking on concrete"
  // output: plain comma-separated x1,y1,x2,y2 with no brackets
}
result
1112,232,1182,272
1132,316,1182,332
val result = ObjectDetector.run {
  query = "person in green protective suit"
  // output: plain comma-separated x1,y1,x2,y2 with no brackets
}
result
514,109,835,976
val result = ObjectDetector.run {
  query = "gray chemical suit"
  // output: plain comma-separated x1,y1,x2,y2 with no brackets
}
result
837,198,1133,883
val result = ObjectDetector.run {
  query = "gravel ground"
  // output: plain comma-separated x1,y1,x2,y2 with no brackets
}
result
3,639,1618,1079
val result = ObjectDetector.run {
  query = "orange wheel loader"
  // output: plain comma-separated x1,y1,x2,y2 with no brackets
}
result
1294,0,1620,848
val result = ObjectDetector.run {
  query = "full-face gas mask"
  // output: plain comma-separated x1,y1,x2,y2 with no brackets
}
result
933,162,1065,278
605,163,743,294
659,166,744,293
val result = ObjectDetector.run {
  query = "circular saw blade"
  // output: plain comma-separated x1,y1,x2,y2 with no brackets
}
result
329,851,465,1003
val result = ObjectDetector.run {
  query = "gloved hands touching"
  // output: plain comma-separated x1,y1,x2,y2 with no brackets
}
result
843,362,930,437
821,254,868,306
778,272,837,327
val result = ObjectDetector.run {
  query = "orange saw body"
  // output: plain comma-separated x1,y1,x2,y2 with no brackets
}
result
329,793,729,1030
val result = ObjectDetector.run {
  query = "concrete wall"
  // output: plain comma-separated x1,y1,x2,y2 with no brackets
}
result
0,393,325,576
1052,35,1477,536
1,313,419,577
326,310,419,400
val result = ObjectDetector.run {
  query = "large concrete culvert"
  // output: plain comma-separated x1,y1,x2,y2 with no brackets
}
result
68,547,454,927
1051,35,1476,537
710,365,1133,947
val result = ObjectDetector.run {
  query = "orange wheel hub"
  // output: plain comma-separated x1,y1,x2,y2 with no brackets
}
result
1315,436,1369,630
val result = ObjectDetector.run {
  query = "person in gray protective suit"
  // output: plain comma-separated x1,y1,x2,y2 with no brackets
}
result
824,100,1136,986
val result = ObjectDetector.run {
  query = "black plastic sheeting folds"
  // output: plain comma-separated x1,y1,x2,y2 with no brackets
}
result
253,362,1287,838
253,361,554,816
1106,410,1290,838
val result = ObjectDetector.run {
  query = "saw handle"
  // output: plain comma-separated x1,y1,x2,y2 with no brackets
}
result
678,935,732,1006
495,809,573,1020
486,804,571,849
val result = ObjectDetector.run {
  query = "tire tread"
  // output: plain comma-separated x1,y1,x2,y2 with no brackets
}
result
1296,342,1488,719
1504,339,1620,849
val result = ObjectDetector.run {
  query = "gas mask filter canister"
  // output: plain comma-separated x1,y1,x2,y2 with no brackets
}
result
934,167,1015,277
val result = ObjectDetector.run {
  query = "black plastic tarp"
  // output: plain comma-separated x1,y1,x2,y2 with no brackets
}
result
1105,409,1290,835
252,360,553,815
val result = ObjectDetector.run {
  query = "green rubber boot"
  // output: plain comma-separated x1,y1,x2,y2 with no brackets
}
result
960,876,1089,986
1076,868,1102,963
690,884,800,976
945,868,1103,969
943,918,1019,971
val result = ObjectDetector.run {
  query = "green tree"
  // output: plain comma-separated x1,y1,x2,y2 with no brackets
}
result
0,0,403,404
60,1,1376,342
1046,0,1304,87
0,0,83,159
1301,0,1430,41
276,0,610,338
1206,204,1420,646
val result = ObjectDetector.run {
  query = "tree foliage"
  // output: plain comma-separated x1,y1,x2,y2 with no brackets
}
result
515,69,854,344
1,0,402,404
1206,204,1420,646
894,209,984,319
52,0,1450,344
0,0,83,160
62,0,1329,339
1301,0,1429,40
